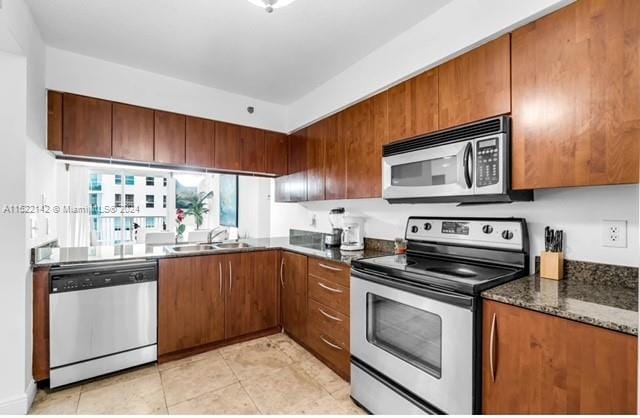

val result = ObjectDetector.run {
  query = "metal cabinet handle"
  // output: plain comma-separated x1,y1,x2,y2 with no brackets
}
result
280,257,285,287
318,262,342,272
320,335,343,351
228,260,233,293
318,308,342,322
490,312,497,382
218,261,223,296
318,282,343,293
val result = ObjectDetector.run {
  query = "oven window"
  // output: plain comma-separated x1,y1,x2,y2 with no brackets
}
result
366,293,442,378
390,155,457,187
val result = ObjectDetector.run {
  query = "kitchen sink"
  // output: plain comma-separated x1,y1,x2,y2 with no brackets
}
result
167,243,219,253
214,242,253,249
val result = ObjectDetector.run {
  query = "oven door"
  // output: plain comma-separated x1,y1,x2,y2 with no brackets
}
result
382,139,474,200
351,270,474,414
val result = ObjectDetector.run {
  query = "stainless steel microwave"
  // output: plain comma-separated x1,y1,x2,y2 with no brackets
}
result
382,116,532,204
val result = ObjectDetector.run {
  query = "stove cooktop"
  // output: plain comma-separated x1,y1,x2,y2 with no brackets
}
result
352,254,522,295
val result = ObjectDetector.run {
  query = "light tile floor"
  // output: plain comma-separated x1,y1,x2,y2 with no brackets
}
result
29,333,366,415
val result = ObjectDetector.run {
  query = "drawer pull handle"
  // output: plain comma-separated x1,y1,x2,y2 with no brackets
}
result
318,263,343,272
320,335,343,351
319,308,343,322
318,282,343,293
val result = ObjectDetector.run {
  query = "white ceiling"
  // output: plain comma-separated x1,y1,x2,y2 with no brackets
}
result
26,0,451,104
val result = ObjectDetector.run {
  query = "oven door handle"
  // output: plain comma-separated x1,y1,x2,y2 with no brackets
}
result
352,268,474,310
463,142,473,189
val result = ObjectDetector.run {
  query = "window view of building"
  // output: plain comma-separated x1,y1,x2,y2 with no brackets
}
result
146,195,154,208
125,175,135,186
114,193,122,208
114,174,122,185
163,195,167,208
146,177,154,186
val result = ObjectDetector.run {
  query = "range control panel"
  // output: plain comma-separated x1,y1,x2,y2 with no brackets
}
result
406,217,526,251
476,138,500,187
50,260,158,293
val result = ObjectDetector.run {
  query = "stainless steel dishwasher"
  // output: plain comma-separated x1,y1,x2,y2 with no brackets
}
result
49,259,158,388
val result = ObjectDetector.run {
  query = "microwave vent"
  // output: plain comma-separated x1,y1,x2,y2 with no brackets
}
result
383,116,508,156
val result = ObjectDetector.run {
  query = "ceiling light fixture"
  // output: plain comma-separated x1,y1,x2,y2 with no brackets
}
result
247,0,298,13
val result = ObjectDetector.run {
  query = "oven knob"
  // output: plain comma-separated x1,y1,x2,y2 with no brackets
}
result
423,222,432,231
482,225,494,234
410,225,419,233
501,230,514,240
134,272,144,281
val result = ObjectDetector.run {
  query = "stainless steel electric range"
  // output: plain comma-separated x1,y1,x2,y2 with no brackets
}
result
350,217,529,414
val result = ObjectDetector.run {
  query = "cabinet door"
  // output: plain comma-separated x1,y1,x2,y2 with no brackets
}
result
241,127,266,173
287,129,308,201
214,122,242,171
414,68,439,136
154,111,186,165
62,93,112,158
306,120,326,201
225,251,278,339
482,300,637,414
112,103,154,162
265,131,288,176
342,91,387,199
438,34,511,129
186,116,215,168
281,251,308,342
511,0,640,189
323,114,345,200
158,256,226,355
47,91,63,152
387,79,416,143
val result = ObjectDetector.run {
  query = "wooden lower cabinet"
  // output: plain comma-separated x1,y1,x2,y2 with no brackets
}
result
158,255,226,355
280,251,308,343
482,300,638,414
225,251,279,339
158,251,278,356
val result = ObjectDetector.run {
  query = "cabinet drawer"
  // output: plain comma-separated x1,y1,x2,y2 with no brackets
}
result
308,277,349,316
308,299,349,349
308,258,350,287
307,326,350,378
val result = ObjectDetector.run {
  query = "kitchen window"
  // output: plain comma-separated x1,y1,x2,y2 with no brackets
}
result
146,195,154,208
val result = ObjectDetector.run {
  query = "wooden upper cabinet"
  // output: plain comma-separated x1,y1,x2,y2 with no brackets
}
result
286,129,308,202
240,127,266,173
306,120,326,201
154,110,186,165
387,79,416,143
214,122,242,171
322,114,345,200
438,34,511,129
386,69,439,144
341,91,387,199
112,103,154,162
62,93,112,158
47,91,63,152
185,116,215,168
511,0,640,189
483,300,637,414
264,131,288,176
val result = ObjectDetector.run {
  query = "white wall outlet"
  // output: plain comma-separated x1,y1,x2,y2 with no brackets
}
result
602,220,627,248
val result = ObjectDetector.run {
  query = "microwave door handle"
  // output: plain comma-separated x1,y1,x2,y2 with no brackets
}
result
463,142,473,189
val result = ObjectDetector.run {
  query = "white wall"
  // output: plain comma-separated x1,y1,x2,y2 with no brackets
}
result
46,47,288,132
0,0,51,413
239,176,272,239
286,0,572,130
270,184,640,270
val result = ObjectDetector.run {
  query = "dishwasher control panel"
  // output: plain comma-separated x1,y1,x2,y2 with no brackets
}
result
50,260,158,293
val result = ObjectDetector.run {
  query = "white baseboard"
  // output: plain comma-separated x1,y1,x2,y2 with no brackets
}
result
0,380,37,415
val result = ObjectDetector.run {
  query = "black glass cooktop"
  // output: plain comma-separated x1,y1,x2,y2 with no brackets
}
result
352,254,521,295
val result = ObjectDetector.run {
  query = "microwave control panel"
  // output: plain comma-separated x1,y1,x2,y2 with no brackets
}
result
476,138,499,187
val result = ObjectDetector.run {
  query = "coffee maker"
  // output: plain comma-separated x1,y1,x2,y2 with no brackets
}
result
324,208,344,247
341,216,364,251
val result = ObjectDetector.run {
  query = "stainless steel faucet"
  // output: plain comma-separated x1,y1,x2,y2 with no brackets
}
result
207,227,228,244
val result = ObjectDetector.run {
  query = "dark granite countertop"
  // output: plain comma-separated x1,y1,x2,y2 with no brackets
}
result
32,237,390,268
482,265,638,336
